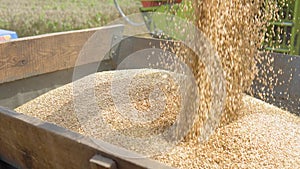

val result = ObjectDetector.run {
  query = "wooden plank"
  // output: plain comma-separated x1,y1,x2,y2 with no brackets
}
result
0,25,123,84
0,107,174,169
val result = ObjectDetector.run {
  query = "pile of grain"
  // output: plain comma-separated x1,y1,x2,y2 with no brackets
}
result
16,69,182,135
16,69,300,168
155,95,300,168
16,69,189,155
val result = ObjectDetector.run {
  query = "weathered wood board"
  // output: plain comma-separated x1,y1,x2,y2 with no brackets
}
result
0,25,123,84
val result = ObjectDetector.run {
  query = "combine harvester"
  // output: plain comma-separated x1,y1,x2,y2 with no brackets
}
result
0,0,299,168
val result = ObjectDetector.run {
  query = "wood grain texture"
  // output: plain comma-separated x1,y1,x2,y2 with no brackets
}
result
0,25,123,84
0,107,174,169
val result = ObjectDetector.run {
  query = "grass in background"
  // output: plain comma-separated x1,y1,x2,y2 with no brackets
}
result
0,0,140,37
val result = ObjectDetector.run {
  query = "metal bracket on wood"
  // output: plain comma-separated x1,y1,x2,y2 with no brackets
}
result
90,155,118,169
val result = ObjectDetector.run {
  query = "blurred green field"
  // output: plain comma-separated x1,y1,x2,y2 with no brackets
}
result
0,0,140,37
